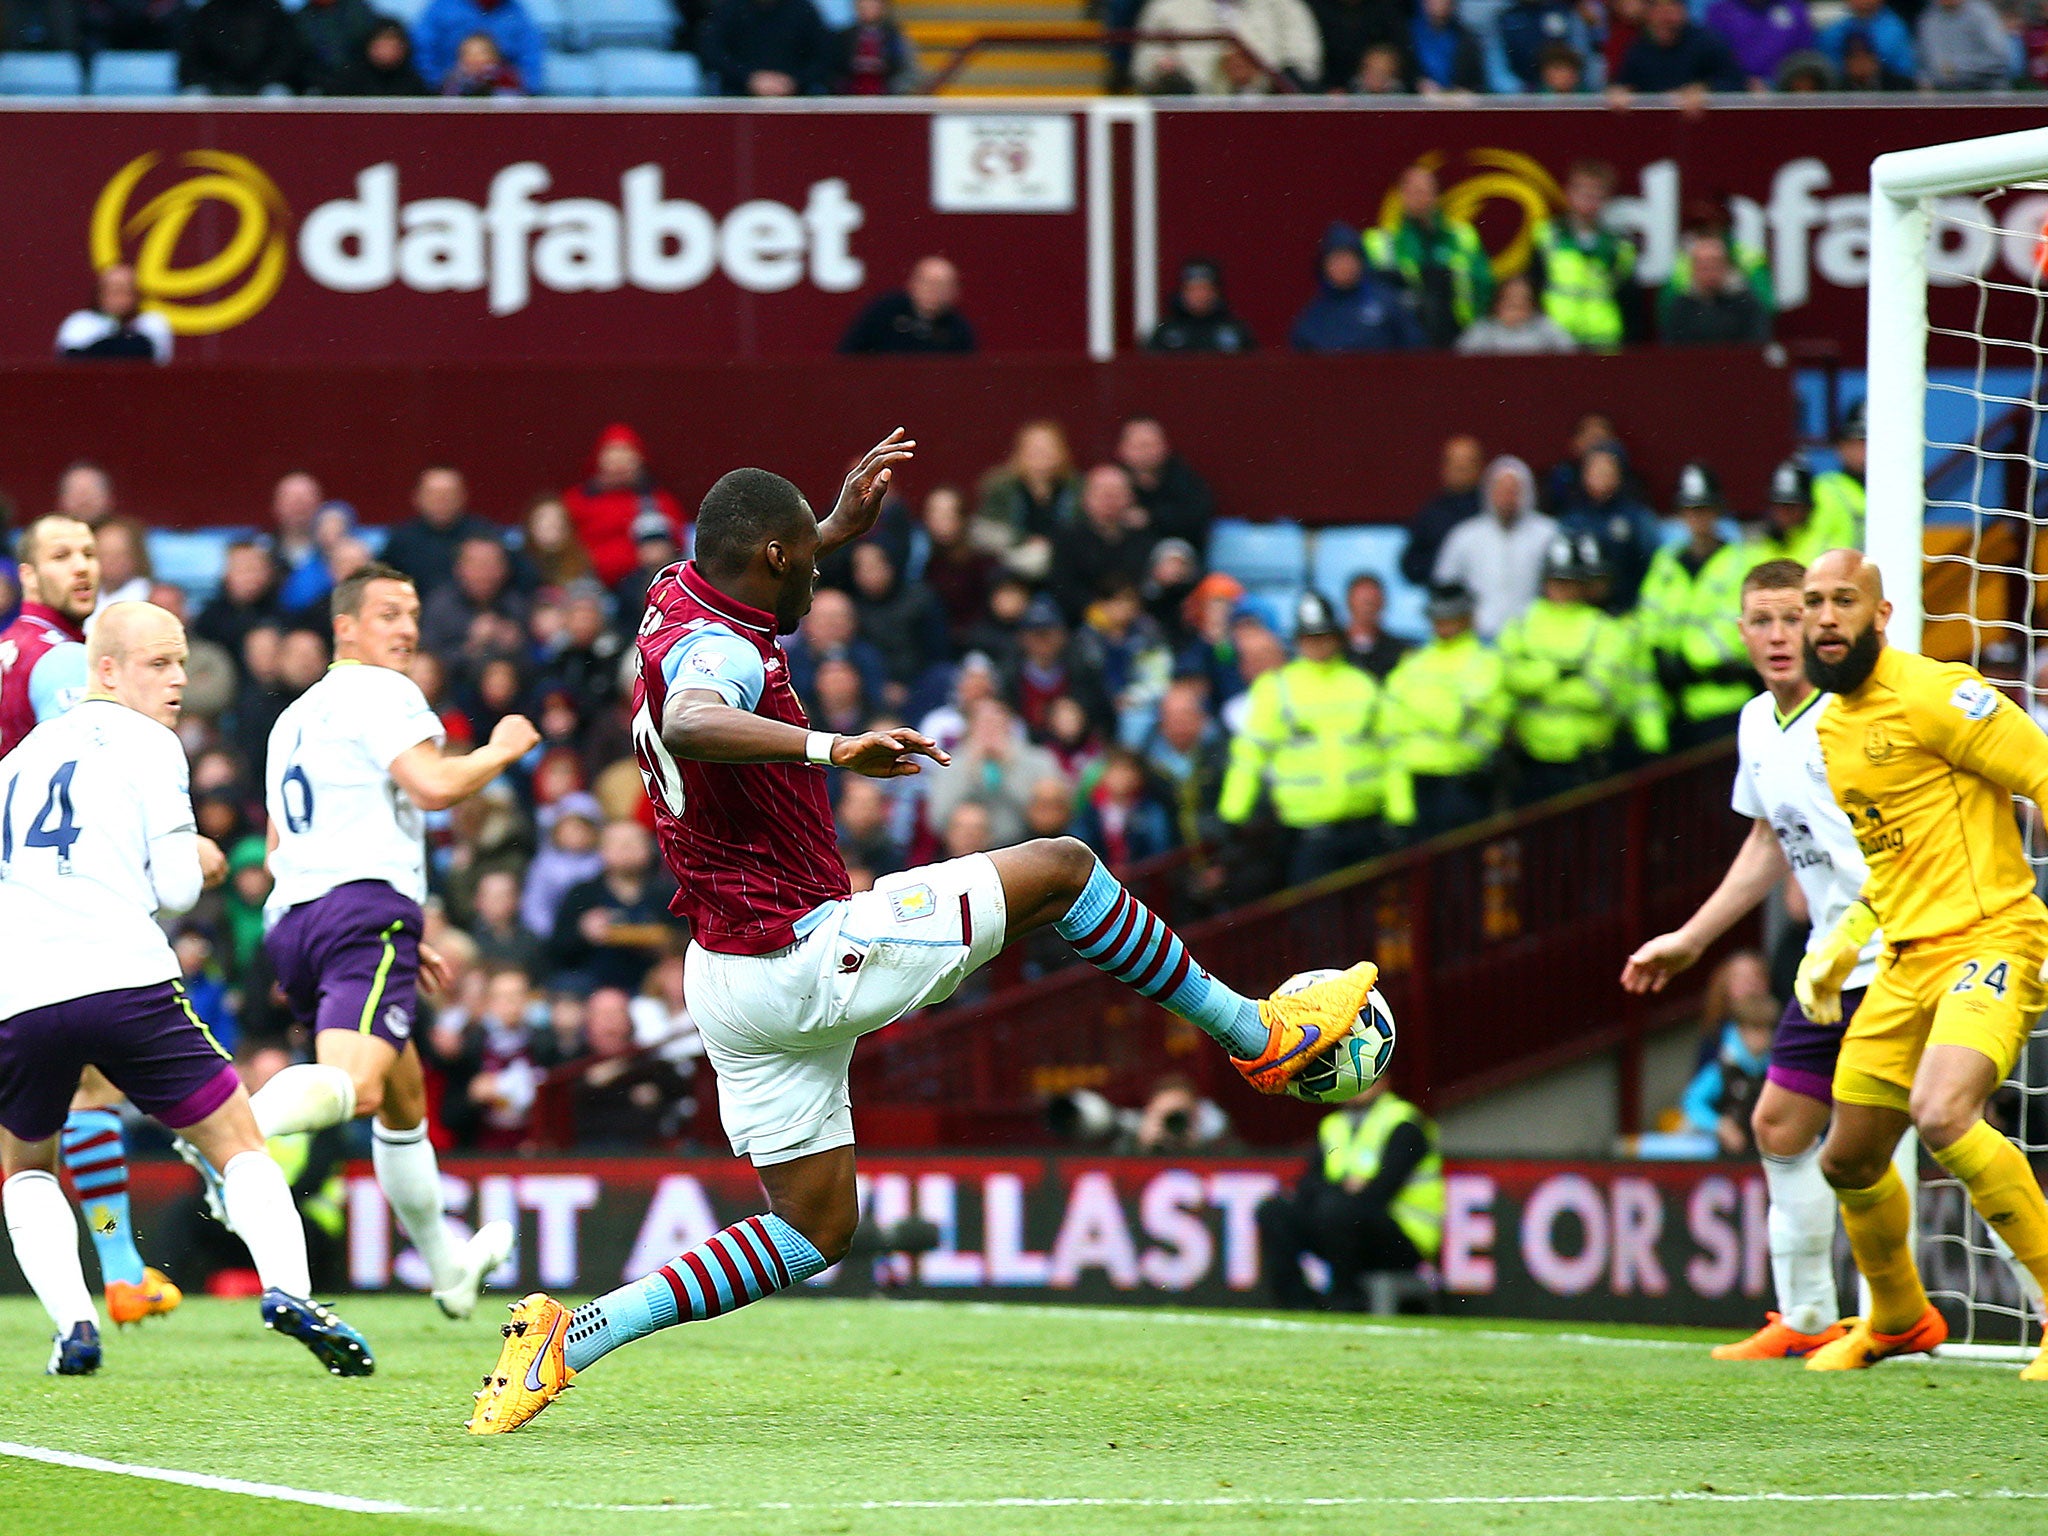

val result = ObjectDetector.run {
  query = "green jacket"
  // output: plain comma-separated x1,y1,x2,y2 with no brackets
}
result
1319,1092,1444,1258
1219,656,1382,828
1638,540,1757,725
1531,216,1635,349
1366,214,1495,333
1616,606,1670,755
1810,470,1865,552
1378,632,1508,827
1661,238,1776,321
1498,598,1630,763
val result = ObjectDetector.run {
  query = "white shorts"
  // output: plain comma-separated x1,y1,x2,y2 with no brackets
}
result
684,853,1009,1166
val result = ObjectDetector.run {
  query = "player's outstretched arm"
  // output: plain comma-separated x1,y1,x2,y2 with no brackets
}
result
664,689,950,777
1621,819,1786,993
816,428,916,558
389,714,542,812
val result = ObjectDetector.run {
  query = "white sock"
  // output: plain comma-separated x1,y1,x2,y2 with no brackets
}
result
1761,1141,1841,1335
249,1064,356,1139
372,1121,462,1292
4,1170,98,1332
221,1150,313,1299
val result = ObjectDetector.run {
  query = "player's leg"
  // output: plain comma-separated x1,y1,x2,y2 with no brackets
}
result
61,1068,151,1300
1712,1080,1842,1358
986,836,1373,1091
248,1025,382,1136
2,1130,101,1374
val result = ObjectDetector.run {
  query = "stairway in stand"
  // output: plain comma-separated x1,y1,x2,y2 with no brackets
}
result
899,0,1105,95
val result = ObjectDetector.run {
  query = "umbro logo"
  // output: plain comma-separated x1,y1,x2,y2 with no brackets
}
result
838,951,864,975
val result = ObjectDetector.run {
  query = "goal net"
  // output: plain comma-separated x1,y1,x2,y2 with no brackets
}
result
1868,126,2048,1359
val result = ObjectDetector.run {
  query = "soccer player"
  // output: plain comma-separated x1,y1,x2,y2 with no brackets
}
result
466,431,1378,1433
239,562,535,1318
0,603,371,1375
1794,549,2048,1377
1622,558,1866,1359
1,513,181,1327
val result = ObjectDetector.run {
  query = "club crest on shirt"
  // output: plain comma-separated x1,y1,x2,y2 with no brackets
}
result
889,884,937,922
1950,680,2000,721
383,1003,412,1041
1863,724,1897,764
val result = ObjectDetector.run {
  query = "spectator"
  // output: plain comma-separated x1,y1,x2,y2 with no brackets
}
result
1218,591,1385,885
538,579,626,712
940,800,996,860
1366,164,1494,348
180,0,301,92
1402,433,1485,589
1040,692,1107,785
1342,572,1409,679
521,791,605,938
917,486,998,645
1051,466,1157,623
1411,0,1487,92
382,465,500,598
1535,38,1588,89
469,867,545,974
421,535,530,658
1257,1079,1442,1310
918,650,1000,756
1527,160,1635,350
849,541,950,702
836,775,905,875
1146,257,1257,353
56,263,172,364
1222,619,1287,732
294,0,379,91
1668,990,1778,1156
549,819,676,994
1290,223,1427,353
1773,46,1833,88
614,509,680,621
1074,747,1175,866
1917,0,2011,88
972,419,1076,579
1488,0,1597,92
1662,233,1771,346
1073,580,1173,746
195,540,282,663
1706,0,1812,87
785,586,889,708
1022,773,1081,845
1131,0,1322,92
1431,455,1556,640
1379,583,1507,839
520,492,593,591
414,0,543,92
702,0,830,93
1819,0,1912,76
561,423,685,590
441,28,524,92
839,255,975,354
437,965,548,1151
1307,0,1405,91
630,950,702,1064
1115,416,1215,550
1142,537,1203,650
326,16,431,93
1003,595,1112,733
1664,194,1775,323
572,988,693,1148
831,0,915,92
92,516,152,610
1557,444,1659,613
55,461,116,528
1454,274,1577,355
1144,676,1230,850
925,698,1064,848
270,472,331,614
1837,29,1915,87
1613,0,1744,93
173,925,239,1055
1498,535,1636,804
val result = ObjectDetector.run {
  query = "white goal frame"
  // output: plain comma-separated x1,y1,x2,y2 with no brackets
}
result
1866,125,2048,1362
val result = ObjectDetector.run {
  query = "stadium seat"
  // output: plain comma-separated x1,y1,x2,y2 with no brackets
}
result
524,0,572,48
148,528,248,609
377,0,435,24
545,51,601,94
567,0,673,48
591,47,702,96
1238,585,1302,638
90,51,178,96
810,0,856,29
1207,519,1306,590
1309,525,1424,642
0,52,85,95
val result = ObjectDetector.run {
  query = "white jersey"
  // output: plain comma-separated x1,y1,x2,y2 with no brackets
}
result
1731,690,1879,991
264,662,444,921
0,700,198,1016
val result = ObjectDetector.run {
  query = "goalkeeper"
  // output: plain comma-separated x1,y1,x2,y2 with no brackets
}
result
1796,549,2048,1378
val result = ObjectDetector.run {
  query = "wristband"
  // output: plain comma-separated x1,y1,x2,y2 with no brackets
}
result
805,731,837,767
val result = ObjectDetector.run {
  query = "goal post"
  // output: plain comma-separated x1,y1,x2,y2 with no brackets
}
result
1864,125,2048,1359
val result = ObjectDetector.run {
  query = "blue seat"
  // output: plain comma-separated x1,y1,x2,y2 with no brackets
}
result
569,0,673,48
0,53,85,95
1237,586,1301,639
545,51,601,94
1309,525,1424,641
1207,519,1306,590
810,0,855,28
148,529,248,609
524,0,572,47
91,51,178,95
591,46,701,95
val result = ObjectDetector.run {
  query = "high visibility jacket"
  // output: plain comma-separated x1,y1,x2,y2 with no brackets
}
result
1751,518,1838,570
1218,656,1382,828
1617,606,1670,755
1319,1092,1444,1258
1663,238,1776,316
1365,214,1495,332
1639,540,1756,725
1810,470,1865,551
1379,632,1508,827
1532,216,1635,349
1498,598,1630,763
267,1131,345,1239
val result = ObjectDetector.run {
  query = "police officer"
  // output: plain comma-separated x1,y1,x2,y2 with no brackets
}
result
1256,1078,1443,1312
1218,591,1383,887
1499,534,1633,805
1810,400,1866,551
1638,462,1755,749
1381,584,1508,840
1753,458,1832,568
1529,159,1636,350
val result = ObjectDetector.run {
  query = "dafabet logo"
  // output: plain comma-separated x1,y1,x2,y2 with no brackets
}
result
92,151,290,335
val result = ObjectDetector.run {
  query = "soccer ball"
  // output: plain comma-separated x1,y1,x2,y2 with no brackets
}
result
1275,968,1396,1105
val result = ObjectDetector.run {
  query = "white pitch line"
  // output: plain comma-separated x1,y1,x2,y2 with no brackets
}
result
0,1439,422,1513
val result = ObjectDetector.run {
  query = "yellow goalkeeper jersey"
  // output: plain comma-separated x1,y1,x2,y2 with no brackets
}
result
1815,645,2048,944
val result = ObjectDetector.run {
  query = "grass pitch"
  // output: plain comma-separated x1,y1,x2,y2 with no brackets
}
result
2,1296,2047,1536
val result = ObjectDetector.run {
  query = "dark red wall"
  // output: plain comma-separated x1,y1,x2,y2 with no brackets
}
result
0,348,1791,530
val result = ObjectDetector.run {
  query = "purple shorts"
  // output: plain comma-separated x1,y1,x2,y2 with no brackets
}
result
0,981,237,1144
1766,986,1866,1105
267,880,423,1050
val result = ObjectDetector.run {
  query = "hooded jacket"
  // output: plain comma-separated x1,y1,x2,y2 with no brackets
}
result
1289,224,1427,354
562,424,686,588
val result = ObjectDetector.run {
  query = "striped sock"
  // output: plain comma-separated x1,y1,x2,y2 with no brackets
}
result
61,1110,146,1288
564,1213,827,1372
1055,857,1267,1058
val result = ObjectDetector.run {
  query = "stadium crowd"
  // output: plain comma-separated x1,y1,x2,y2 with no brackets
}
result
0,394,1863,1150
2,0,2042,97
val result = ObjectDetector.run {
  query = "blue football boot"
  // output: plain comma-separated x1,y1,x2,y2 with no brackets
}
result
261,1288,375,1377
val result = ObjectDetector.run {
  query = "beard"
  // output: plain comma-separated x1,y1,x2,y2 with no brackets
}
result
1804,622,1882,695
